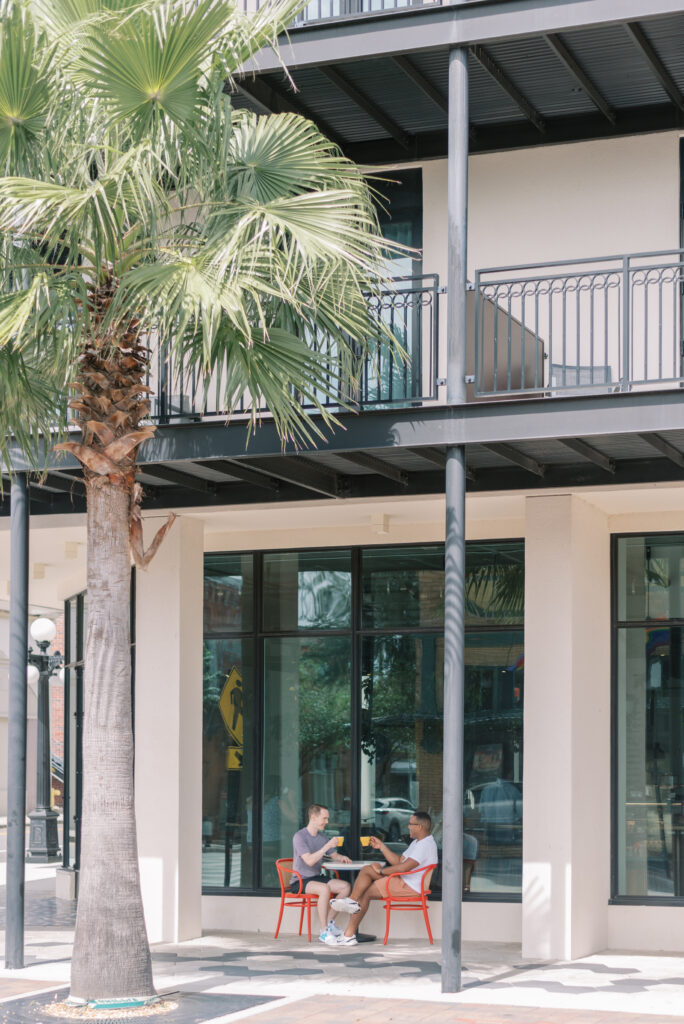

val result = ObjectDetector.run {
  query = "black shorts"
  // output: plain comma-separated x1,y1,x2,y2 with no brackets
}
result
291,873,330,893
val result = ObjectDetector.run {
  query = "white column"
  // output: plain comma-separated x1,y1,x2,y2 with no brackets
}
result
135,516,204,944
522,494,611,960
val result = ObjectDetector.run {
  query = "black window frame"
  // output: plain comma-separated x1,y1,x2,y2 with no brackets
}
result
610,530,684,906
202,539,524,903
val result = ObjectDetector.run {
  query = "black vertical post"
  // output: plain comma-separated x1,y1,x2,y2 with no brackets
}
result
350,547,362,857
442,45,469,994
5,475,29,969
62,600,71,870
26,648,60,860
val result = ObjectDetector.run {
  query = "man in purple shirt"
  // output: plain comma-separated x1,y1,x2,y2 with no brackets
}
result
292,804,351,944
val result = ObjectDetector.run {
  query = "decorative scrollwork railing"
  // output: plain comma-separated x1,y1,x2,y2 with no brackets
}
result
474,250,684,397
241,0,442,26
149,274,441,423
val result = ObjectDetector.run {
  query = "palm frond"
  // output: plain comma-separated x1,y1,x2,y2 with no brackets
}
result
0,342,69,469
0,7,48,174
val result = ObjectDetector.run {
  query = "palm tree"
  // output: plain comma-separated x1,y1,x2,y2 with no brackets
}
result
0,0,400,1002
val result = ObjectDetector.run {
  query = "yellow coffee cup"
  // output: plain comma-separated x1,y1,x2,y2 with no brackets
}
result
360,836,371,847
336,836,344,847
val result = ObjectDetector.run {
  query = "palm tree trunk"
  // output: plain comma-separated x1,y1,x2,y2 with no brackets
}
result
70,480,154,1002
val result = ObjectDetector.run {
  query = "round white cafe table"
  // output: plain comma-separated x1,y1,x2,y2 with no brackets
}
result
323,860,384,871
322,860,386,943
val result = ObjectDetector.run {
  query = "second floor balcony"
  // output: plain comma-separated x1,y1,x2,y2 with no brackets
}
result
149,248,684,425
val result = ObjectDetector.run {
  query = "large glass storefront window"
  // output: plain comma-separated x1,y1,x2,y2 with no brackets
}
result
263,636,352,887
615,534,684,899
203,556,255,889
202,541,524,897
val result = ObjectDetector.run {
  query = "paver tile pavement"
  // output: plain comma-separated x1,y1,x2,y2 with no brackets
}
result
233,996,684,1024
0,980,61,1000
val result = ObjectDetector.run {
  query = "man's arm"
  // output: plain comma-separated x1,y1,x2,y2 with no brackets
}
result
375,857,418,878
368,836,401,865
299,835,339,868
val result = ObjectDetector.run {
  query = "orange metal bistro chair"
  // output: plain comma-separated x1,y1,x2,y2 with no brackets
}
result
274,858,339,942
380,863,437,945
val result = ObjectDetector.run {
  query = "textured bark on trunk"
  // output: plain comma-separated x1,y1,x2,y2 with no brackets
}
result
69,481,154,1001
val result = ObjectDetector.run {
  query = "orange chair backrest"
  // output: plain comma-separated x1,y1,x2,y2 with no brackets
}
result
275,858,295,895
421,864,436,893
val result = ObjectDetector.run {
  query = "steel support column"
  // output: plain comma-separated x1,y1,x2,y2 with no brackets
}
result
5,475,29,969
442,45,468,994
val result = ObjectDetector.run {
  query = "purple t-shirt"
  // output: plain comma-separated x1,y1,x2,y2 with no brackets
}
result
293,827,328,879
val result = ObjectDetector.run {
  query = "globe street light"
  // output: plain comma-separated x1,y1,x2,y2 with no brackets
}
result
27,617,62,861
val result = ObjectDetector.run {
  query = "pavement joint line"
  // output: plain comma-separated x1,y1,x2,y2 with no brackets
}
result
0,982,69,1004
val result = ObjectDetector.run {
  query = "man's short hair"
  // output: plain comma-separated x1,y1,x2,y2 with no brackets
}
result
413,811,432,831
307,803,328,821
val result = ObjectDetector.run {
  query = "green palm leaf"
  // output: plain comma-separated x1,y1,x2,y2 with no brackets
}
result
0,8,48,172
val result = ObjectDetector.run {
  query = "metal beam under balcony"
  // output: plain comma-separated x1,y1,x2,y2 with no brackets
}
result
234,2,684,162
240,0,684,75
6,403,684,517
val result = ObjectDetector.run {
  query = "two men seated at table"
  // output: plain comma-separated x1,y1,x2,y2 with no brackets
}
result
330,810,438,946
292,804,352,945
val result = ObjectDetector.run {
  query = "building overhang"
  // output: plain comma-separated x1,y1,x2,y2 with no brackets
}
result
6,389,684,515
233,0,684,163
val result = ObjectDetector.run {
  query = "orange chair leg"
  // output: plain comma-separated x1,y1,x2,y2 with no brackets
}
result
422,902,433,944
275,898,285,939
307,899,313,942
383,903,391,945
298,902,305,936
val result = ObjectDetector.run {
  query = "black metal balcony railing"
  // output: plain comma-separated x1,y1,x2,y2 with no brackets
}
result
243,0,442,25
474,250,684,398
293,0,440,25
150,273,441,423
148,250,684,425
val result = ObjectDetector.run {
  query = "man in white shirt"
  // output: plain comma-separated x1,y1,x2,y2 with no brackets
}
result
331,811,438,945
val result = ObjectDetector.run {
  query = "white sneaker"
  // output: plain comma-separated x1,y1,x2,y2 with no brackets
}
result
330,897,361,914
327,920,343,937
319,931,341,945
336,934,358,946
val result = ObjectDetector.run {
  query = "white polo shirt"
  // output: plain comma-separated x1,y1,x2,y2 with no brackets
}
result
401,834,439,892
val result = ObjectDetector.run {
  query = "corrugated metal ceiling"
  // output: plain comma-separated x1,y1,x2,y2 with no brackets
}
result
233,8,684,158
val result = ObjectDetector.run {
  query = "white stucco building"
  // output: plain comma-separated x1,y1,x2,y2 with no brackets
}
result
4,0,684,972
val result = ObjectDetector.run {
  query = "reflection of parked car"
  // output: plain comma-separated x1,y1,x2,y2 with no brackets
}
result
467,779,523,843
374,797,415,840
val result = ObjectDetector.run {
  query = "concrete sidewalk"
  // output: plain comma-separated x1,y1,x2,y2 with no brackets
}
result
2,871,684,1023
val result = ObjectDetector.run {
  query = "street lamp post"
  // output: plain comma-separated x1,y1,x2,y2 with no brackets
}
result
27,617,62,862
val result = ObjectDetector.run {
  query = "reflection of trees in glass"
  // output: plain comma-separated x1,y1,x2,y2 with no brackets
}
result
465,545,525,622
463,633,524,785
298,571,351,630
203,643,225,739
202,643,227,832
296,639,351,774
362,637,416,750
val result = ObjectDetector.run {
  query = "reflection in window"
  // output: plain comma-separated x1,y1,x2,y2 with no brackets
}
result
617,627,684,898
204,554,253,634
202,541,524,898
360,634,444,868
616,534,684,899
202,639,254,889
262,637,351,887
360,543,524,896
617,534,684,622
362,545,444,629
464,542,525,626
464,632,524,894
263,551,351,631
